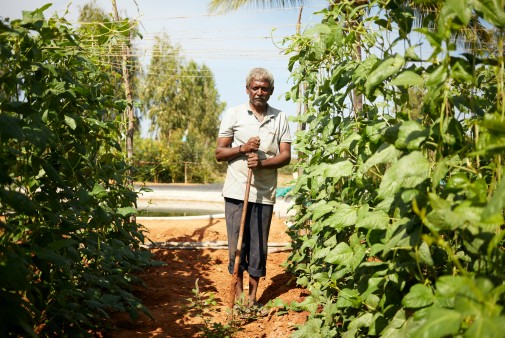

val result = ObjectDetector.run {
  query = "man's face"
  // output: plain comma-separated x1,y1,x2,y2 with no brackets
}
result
246,79,274,106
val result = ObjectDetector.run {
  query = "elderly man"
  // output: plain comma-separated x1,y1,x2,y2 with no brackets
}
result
215,67,291,310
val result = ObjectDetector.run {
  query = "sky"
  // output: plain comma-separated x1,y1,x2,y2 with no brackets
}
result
2,0,329,137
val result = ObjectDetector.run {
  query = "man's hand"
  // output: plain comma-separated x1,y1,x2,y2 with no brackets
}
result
242,136,260,153
247,152,262,169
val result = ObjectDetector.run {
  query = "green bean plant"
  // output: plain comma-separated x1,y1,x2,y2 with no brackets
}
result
283,0,505,336
0,6,157,336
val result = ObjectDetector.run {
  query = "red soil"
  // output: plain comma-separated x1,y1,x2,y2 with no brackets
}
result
107,217,309,337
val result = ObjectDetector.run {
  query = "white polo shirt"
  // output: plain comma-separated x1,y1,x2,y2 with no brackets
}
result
218,103,292,205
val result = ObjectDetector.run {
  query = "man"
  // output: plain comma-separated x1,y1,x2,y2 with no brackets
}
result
215,67,291,309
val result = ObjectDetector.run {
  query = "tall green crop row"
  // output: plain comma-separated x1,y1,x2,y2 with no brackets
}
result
285,0,505,336
0,6,155,336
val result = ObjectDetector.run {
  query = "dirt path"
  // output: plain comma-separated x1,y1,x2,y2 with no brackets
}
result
107,217,309,337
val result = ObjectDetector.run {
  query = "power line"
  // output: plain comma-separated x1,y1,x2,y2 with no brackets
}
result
72,4,325,25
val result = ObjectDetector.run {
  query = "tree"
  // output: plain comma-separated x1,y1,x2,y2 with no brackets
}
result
180,62,225,144
142,35,224,142
141,34,184,140
139,34,225,183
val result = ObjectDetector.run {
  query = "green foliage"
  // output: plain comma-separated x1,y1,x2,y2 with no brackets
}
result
185,278,241,337
0,6,158,336
284,0,505,336
141,36,225,144
134,132,226,183
136,34,225,183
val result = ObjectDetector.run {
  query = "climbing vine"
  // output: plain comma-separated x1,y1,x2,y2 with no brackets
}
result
284,0,505,336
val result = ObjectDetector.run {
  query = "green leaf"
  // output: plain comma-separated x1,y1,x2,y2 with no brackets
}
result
117,206,138,217
292,318,324,338
45,81,67,95
402,284,434,308
100,294,122,305
432,155,461,190
324,160,354,178
37,247,70,266
303,23,332,37
452,278,501,317
365,54,405,96
351,243,366,270
64,115,77,130
313,246,331,261
325,242,353,266
417,242,434,266
481,112,505,132
0,189,37,215
48,239,79,251
309,200,337,221
483,169,505,218
356,208,390,230
435,276,466,302
465,316,505,338
476,127,505,154
377,151,430,199
360,143,401,174
327,203,357,229
365,120,388,144
405,46,421,61
355,55,380,83
451,61,473,83
91,183,108,199
427,64,447,87
0,252,30,290
298,295,322,314
85,299,103,309
349,313,374,330
394,121,429,150
446,0,471,25
381,309,409,338
426,200,482,232
389,70,423,87
334,132,362,154
411,308,462,338
473,0,505,28
415,27,443,49
0,115,23,141
336,288,361,308
309,160,353,181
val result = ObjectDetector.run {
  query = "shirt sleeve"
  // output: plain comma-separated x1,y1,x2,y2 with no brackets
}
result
218,108,235,138
279,112,292,143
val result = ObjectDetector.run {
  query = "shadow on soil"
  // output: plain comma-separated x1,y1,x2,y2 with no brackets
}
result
108,217,226,337
107,217,301,337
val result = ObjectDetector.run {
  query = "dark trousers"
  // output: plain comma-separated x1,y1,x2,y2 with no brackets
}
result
225,197,273,277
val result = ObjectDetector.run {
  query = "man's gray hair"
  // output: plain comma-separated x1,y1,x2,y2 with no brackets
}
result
246,67,274,88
